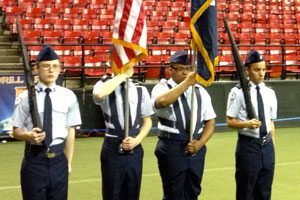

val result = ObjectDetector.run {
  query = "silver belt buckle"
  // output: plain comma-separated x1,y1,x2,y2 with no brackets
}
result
262,136,267,145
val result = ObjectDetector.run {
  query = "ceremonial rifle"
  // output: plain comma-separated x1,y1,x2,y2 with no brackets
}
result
16,16,42,128
222,12,257,119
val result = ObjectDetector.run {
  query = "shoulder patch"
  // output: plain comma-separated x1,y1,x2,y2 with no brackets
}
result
14,96,22,106
229,91,236,100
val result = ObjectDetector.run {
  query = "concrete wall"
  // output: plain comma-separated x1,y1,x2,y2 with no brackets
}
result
74,81,300,133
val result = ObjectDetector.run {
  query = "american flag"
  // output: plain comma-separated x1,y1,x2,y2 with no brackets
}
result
111,0,148,75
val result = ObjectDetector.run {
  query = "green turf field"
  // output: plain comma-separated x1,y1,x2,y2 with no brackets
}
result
0,127,299,200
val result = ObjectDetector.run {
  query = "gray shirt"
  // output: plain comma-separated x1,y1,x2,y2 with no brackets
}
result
12,82,82,146
226,81,277,138
151,78,216,134
93,80,154,132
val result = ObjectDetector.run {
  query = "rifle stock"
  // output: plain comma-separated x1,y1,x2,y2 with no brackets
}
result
16,16,42,128
222,12,257,119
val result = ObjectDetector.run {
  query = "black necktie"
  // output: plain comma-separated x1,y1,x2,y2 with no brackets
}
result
256,86,267,137
121,83,132,129
43,88,52,147
181,92,190,134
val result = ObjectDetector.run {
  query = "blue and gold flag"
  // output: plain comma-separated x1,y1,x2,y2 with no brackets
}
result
190,0,218,86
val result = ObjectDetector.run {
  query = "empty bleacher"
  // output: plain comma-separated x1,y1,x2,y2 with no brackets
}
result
1,0,300,84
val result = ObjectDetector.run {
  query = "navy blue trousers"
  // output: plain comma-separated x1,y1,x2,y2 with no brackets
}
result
235,134,275,200
21,153,68,200
155,139,206,200
101,137,144,200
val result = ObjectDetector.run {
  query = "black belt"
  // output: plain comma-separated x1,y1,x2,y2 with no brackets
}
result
158,131,201,141
25,143,64,158
238,133,272,146
106,128,139,138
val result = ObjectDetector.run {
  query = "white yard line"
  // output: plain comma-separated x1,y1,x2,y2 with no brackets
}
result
1,161,299,190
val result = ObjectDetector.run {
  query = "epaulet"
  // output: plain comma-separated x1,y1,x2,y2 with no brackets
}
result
133,80,145,87
234,83,242,89
100,74,112,82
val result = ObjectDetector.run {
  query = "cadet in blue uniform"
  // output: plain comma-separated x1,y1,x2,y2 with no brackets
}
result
226,49,277,200
151,51,216,200
12,45,82,200
93,67,153,200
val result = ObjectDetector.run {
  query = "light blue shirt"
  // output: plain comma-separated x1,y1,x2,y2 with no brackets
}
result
93,80,154,130
12,82,82,146
226,81,277,138
151,78,216,134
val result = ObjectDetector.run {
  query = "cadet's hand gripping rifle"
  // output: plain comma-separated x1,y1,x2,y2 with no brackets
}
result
222,12,257,119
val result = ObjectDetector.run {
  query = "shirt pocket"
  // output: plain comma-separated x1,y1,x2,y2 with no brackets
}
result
52,104,68,123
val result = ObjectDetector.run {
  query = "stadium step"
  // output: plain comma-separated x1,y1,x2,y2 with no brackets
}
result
0,63,23,70
0,49,19,56
0,56,21,63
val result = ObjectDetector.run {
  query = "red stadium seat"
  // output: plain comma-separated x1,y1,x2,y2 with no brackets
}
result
158,21,175,33
218,55,236,80
252,23,266,33
62,8,80,19
266,33,281,44
52,19,71,31
10,18,32,33
41,30,61,44
24,7,43,18
81,30,100,44
251,33,266,44
4,7,23,25
146,21,159,32
53,0,70,9
143,55,162,79
282,24,296,34
52,46,71,56
149,45,168,56
70,19,89,31
98,9,114,20
153,2,170,12
61,31,80,44
170,32,189,44
80,9,98,19
32,18,52,31
36,0,53,8
0,0,16,7
61,56,82,77
99,31,112,44
284,55,300,78
174,21,190,34
153,32,171,44
92,45,110,56
72,0,87,8
28,46,42,61
87,0,105,9
18,0,35,8
169,2,188,12
89,19,108,31
22,30,41,44
236,33,251,44
84,56,106,76
44,8,61,19
265,54,282,78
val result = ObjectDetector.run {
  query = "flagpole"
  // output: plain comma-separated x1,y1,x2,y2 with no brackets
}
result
124,77,130,138
189,44,197,142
